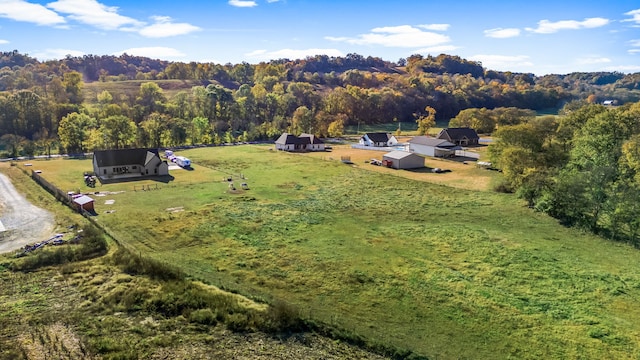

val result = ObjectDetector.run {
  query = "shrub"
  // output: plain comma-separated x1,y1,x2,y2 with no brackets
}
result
111,248,184,281
11,224,108,272
189,308,217,325
262,299,305,333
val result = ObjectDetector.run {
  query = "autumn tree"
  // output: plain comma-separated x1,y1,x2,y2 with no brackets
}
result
58,112,96,153
416,106,436,135
100,115,137,149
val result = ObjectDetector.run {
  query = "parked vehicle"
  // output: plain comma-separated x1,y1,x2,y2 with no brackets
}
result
175,156,191,168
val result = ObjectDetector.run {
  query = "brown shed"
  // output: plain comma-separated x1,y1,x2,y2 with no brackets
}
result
72,195,95,212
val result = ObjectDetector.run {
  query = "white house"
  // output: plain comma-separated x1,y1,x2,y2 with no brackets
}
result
275,133,325,152
93,148,169,181
382,151,425,169
359,133,398,147
409,136,459,157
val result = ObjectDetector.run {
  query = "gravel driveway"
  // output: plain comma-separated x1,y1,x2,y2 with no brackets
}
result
0,172,55,254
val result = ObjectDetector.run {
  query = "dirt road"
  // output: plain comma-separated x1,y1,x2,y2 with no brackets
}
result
0,172,55,254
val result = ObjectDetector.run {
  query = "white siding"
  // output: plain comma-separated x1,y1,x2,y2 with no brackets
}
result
409,143,436,157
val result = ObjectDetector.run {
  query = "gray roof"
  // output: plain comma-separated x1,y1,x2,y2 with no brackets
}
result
409,136,456,147
383,150,421,160
72,195,94,205
93,148,160,167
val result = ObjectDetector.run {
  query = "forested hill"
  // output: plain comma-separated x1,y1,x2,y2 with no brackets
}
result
1,49,640,156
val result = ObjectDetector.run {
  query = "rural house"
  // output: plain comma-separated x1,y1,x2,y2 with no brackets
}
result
359,133,398,147
409,136,460,157
382,151,425,169
93,148,169,181
275,133,325,152
437,128,480,146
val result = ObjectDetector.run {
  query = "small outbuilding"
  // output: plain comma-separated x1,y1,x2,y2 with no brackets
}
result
71,194,95,212
382,151,425,169
409,136,460,157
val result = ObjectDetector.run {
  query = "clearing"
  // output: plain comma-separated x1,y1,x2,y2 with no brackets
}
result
0,171,55,253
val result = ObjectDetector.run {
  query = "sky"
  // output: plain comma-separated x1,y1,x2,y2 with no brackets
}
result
0,0,639,76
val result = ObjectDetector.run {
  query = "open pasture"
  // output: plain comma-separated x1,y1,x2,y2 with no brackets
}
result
28,145,640,359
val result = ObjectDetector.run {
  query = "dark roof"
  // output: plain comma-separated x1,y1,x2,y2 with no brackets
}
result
275,133,317,145
93,148,160,167
299,133,324,144
438,128,479,140
364,133,391,143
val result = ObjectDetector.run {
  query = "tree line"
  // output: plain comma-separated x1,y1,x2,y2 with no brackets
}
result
1,50,640,157
489,101,640,245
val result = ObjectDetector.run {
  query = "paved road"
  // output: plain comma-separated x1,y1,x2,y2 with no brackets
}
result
0,172,55,254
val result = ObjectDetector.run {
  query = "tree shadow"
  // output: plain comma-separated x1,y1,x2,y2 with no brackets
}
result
97,174,175,185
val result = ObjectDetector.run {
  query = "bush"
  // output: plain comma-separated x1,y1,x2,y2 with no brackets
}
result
189,308,217,325
11,224,108,272
262,300,305,333
111,248,184,281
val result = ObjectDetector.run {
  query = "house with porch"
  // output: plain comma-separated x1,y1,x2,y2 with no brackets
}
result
437,128,480,146
93,148,169,181
359,133,398,147
275,133,325,152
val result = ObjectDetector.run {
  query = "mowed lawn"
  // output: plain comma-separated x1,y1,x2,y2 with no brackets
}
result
25,145,640,359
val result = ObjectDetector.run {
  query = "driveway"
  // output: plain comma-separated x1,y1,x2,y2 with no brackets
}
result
0,172,55,254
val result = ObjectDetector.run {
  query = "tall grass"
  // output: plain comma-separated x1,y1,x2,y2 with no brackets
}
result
24,145,640,359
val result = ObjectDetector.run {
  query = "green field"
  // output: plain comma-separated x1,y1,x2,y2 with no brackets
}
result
25,145,640,359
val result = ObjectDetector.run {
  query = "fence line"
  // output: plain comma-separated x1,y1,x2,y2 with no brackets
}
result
22,165,127,248
454,150,480,159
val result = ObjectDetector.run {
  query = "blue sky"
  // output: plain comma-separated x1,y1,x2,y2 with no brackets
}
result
0,0,639,75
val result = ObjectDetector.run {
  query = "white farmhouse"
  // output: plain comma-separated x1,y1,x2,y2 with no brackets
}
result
359,133,398,147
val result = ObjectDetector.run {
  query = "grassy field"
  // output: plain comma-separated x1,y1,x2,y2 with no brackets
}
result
16,145,640,359
0,163,386,360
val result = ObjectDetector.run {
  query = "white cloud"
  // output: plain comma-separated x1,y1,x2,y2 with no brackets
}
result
0,39,9,44
0,0,65,26
576,56,611,65
526,17,609,34
229,0,257,7
31,48,85,60
484,28,521,38
628,49,640,54
417,24,450,31
139,16,201,38
266,0,280,2
326,25,450,48
414,45,460,54
468,54,533,70
46,0,142,30
630,39,640,47
115,47,186,59
623,9,640,25
246,48,343,61
605,64,640,73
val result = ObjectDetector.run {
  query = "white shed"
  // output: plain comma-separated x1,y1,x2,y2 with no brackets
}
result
382,151,425,169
